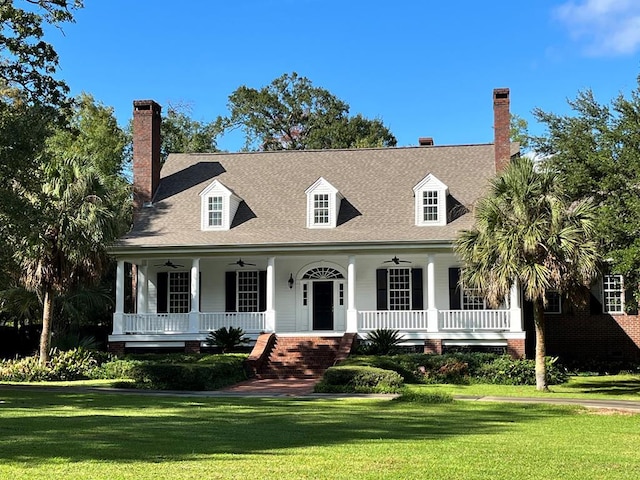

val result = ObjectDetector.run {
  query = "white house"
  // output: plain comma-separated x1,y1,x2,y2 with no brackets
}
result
108,89,527,357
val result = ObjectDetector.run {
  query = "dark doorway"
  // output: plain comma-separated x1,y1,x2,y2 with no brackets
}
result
313,281,334,330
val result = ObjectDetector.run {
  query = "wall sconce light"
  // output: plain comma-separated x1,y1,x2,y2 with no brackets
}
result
288,273,294,289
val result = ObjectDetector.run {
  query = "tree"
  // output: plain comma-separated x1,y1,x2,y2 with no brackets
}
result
161,103,221,161
12,95,131,364
0,0,83,106
455,157,600,390
1,1,83,272
533,78,640,312
221,72,396,150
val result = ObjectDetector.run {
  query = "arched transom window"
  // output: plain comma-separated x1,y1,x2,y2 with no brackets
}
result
302,267,344,279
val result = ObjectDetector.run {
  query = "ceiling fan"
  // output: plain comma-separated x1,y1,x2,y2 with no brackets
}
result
229,258,256,267
155,260,184,269
383,256,411,265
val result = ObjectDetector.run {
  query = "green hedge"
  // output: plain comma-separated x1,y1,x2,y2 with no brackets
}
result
338,353,568,386
127,356,248,390
314,365,404,394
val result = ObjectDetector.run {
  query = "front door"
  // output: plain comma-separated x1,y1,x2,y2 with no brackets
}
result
313,281,334,330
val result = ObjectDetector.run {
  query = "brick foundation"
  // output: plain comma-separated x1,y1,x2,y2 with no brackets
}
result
541,309,640,362
184,340,201,353
507,339,525,359
108,341,126,357
423,339,443,355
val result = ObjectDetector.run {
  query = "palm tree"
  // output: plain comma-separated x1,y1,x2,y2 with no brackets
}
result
17,157,130,364
455,157,601,390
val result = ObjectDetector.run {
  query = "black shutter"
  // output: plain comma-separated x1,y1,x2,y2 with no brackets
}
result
589,292,603,314
376,268,388,310
258,270,267,312
625,279,637,315
225,271,236,312
411,268,424,310
198,272,202,311
449,267,461,310
157,272,168,313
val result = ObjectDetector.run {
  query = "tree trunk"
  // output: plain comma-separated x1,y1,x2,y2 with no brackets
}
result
39,286,54,366
533,298,548,391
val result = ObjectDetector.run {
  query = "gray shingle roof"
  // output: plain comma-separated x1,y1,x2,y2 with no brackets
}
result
119,144,508,250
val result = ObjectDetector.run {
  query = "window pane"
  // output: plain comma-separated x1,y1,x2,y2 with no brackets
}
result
388,268,411,310
313,194,330,224
423,191,439,222
169,271,190,313
603,274,624,313
237,271,259,312
208,196,223,226
545,291,561,314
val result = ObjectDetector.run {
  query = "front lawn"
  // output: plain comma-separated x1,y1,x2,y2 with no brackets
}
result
1,388,638,479
409,374,640,401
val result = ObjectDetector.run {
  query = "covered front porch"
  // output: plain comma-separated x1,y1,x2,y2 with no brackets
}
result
109,251,525,353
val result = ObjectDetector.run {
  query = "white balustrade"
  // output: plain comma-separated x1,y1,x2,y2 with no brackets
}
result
199,312,266,333
439,310,511,331
358,310,429,331
124,313,190,334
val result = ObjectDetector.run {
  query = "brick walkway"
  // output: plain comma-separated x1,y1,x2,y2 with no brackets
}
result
219,377,319,396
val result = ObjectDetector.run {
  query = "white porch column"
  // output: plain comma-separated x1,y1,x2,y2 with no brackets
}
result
346,255,358,333
265,256,276,332
189,258,200,333
137,262,148,314
113,260,125,334
426,254,439,332
510,279,523,332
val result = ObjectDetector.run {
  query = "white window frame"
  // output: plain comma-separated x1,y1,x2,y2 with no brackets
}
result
207,195,223,227
388,267,411,311
313,193,330,225
462,286,486,310
237,270,259,313
544,290,562,314
168,271,190,313
603,274,624,314
413,174,448,226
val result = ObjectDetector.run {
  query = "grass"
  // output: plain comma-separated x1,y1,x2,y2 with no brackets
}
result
409,374,640,401
1,386,639,479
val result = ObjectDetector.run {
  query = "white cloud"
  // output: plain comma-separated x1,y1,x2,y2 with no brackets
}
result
554,0,640,56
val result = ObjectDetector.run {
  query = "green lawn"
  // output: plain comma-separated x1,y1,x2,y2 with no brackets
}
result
410,374,640,400
1,387,639,480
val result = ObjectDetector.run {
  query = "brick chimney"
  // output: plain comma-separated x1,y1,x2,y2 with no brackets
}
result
132,100,162,209
493,88,510,173
418,137,434,146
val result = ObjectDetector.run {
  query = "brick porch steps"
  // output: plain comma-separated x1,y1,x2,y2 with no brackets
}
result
255,334,355,379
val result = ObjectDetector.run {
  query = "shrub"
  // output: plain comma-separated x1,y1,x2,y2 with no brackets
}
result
206,327,250,353
0,348,99,382
127,355,248,390
314,365,404,394
477,356,568,385
363,329,405,355
91,358,141,380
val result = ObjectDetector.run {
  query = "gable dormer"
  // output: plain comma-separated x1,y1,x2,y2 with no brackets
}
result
305,177,343,229
413,174,448,226
200,180,242,231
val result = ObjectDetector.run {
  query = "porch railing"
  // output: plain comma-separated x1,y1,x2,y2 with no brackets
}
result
124,313,190,334
439,310,510,331
121,312,267,334
358,310,428,331
199,312,266,333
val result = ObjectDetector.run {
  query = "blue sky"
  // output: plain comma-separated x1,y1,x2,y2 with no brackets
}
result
47,0,640,151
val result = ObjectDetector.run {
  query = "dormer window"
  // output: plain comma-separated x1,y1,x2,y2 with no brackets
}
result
200,180,242,231
413,174,448,226
207,196,223,227
314,194,330,225
305,177,343,228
